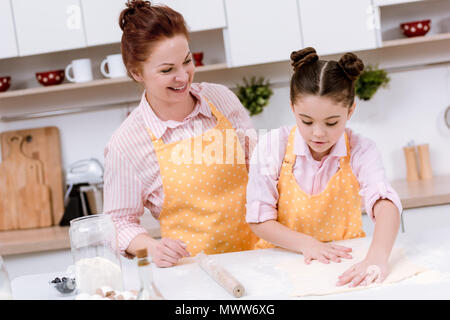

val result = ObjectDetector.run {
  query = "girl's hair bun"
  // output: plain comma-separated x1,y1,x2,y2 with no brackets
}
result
338,52,364,81
119,0,152,31
290,47,318,72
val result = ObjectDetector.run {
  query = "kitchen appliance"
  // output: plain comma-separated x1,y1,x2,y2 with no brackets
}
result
61,159,104,226
69,214,124,295
66,158,103,186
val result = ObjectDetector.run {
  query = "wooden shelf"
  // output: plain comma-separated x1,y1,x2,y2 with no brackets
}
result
382,32,450,48
0,63,228,100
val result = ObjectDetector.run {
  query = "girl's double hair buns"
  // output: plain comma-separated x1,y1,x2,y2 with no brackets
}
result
290,47,364,81
337,52,364,81
289,47,364,106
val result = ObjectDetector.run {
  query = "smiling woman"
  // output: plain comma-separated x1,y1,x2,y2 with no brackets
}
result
103,0,258,267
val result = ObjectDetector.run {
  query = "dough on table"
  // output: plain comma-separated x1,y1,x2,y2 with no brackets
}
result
276,238,428,297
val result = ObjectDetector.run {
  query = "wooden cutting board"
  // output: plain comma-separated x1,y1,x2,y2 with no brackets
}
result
1,126,64,226
0,135,52,230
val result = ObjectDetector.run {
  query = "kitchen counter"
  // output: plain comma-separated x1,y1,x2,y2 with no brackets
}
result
1,175,450,256
391,174,450,209
0,221,161,256
11,226,450,300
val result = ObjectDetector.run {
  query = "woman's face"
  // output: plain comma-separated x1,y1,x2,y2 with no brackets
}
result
291,95,355,161
131,34,195,106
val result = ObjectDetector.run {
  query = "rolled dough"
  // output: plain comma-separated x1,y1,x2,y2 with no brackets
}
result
276,238,428,297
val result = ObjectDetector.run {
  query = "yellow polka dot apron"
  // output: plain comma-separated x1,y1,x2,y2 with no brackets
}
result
147,98,258,255
256,126,365,249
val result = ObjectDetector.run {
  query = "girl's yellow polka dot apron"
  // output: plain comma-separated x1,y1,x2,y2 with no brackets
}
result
147,98,258,255
256,126,365,249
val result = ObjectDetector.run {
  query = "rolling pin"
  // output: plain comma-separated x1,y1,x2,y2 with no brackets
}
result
196,252,245,298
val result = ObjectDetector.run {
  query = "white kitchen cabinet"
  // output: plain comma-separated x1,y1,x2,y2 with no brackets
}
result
0,0,19,60
12,0,86,56
159,0,226,32
298,0,379,55
223,0,303,67
81,0,125,47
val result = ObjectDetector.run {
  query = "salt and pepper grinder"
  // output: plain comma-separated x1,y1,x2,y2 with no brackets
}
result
417,144,433,180
135,248,164,300
403,141,420,181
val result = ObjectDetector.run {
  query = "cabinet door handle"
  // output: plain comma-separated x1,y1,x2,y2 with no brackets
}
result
66,4,82,30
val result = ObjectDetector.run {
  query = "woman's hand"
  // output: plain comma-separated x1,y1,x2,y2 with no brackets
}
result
299,236,353,264
336,255,389,287
148,238,190,268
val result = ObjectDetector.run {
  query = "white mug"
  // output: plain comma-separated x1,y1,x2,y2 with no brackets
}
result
100,54,127,78
65,58,93,83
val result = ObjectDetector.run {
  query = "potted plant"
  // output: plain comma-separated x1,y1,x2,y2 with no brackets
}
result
235,76,273,116
355,65,390,101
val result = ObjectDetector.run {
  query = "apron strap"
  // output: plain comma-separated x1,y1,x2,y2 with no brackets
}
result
282,126,298,167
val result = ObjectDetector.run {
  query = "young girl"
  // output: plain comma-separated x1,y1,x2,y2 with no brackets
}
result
246,47,403,288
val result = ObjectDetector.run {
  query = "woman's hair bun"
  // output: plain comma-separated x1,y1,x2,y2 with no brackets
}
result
119,0,152,31
338,52,364,81
127,0,151,10
290,47,318,72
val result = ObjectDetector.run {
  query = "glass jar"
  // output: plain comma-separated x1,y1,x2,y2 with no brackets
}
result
69,214,123,295
0,256,13,300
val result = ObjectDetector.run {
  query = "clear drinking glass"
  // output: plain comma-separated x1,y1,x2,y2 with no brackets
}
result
69,214,123,295
0,256,13,300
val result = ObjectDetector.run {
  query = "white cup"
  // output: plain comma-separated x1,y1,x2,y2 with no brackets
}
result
65,58,93,83
100,54,127,78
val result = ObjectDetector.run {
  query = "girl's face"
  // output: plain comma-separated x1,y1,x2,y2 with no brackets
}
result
291,95,355,161
131,34,195,106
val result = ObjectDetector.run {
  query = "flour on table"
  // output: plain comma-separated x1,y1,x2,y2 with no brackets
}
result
276,238,430,297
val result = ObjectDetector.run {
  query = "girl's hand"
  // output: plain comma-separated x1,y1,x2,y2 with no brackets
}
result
147,238,190,268
299,236,353,264
336,255,388,287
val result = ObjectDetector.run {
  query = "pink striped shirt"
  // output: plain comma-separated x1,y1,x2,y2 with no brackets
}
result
103,82,254,257
245,126,403,224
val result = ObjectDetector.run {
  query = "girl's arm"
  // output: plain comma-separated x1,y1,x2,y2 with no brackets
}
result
337,199,400,287
366,199,401,263
249,220,311,252
250,221,353,264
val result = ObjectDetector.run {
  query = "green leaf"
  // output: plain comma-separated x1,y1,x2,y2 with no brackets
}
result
235,76,274,116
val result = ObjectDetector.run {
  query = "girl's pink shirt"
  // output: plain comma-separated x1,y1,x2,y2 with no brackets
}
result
246,126,403,223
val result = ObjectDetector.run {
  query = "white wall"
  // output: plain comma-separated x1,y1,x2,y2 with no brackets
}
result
1,41,449,182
